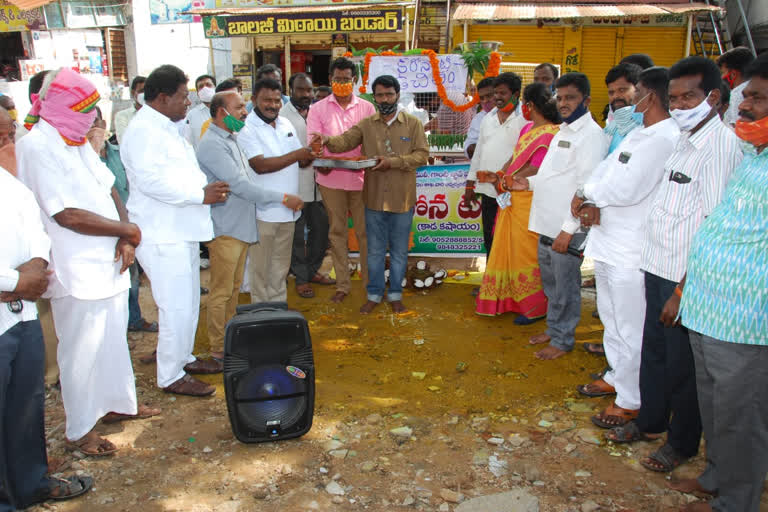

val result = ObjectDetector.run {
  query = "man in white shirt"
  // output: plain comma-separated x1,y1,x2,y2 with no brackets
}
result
463,77,495,159
465,73,528,258
717,46,754,127
239,78,317,303
113,76,145,145
281,73,332,299
17,68,159,454
0,168,95,508
511,72,607,360
184,74,216,151
121,64,230,397
572,67,681,429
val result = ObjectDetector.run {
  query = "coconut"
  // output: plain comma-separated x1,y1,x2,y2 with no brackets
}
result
434,269,447,279
416,261,427,271
402,278,408,288
424,276,434,287
414,279,425,288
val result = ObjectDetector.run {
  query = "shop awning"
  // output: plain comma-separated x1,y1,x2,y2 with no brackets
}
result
452,2,721,22
6,0,54,10
185,2,413,16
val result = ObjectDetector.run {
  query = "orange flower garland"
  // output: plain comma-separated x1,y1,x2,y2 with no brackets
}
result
355,49,502,113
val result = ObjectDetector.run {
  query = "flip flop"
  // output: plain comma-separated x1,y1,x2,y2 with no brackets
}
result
102,404,161,424
641,443,689,473
296,284,315,298
583,342,606,355
591,403,638,429
66,435,118,457
48,475,93,501
605,421,663,443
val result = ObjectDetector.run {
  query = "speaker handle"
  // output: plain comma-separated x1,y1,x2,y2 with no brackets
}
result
235,302,289,315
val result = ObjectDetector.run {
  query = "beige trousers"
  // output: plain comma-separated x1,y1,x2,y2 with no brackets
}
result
36,298,59,386
206,236,249,352
318,185,367,294
248,220,295,303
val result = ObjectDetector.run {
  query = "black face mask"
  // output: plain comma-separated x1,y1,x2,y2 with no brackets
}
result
377,101,397,116
254,105,278,124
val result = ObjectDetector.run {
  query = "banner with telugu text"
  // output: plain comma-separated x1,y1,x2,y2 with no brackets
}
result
410,164,485,256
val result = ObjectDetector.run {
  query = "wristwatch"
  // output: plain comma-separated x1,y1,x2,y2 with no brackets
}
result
575,186,587,200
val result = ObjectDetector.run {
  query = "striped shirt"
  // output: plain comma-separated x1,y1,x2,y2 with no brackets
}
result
641,115,743,282
680,143,768,346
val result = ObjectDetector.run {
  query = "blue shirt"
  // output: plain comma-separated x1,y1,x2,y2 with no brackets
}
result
681,143,768,345
100,142,128,204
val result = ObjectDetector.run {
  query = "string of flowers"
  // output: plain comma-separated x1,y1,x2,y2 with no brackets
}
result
345,49,502,113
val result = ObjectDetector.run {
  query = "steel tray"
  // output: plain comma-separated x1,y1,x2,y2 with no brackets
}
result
313,158,377,170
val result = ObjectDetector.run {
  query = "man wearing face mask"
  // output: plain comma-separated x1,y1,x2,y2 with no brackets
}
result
571,68,680,430
315,74,429,315
17,68,160,455
281,73,333,299
603,63,643,154
510,73,606,360
122,64,231,396
239,78,319,304
184,74,217,151
0,94,19,142
198,91,303,359
466,73,527,260
716,46,755,127
306,57,376,304
463,77,495,159
672,52,768,512
114,76,145,145
603,56,742,475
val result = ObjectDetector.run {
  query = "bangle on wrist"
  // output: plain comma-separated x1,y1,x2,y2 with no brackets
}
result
674,286,683,298
282,194,289,205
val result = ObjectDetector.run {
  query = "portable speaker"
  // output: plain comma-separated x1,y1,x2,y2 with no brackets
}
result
223,302,315,443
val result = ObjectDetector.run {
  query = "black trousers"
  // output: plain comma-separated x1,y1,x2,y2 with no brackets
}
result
635,272,702,457
290,201,330,285
480,194,498,257
0,320,49,511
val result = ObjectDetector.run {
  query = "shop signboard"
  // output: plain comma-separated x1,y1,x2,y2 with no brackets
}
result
150,0,208,24
202,8,402,37
366,54,468,93
410,164,485,255
0,0,45,31
232,63,253,100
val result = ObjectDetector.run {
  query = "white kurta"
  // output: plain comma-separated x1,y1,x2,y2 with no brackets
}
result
16,120,136,440
121,105,212,388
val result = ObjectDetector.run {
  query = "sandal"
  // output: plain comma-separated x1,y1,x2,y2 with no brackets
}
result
66,433,118,457
48,475,93,501
641,443,689,473
605,421,663,443
583,342,605,355
311,273,336,285
577,378,616,397
591,403,638,429
296,283,315,299
102,404,161,424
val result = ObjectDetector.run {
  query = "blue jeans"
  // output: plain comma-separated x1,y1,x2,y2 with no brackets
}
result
128,263,143,328
365,207,414,303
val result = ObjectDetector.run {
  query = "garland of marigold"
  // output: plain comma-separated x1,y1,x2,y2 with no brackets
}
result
345,49,502,113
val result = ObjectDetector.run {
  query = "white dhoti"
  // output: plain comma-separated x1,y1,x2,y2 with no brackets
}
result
51,290,137,440
136,241,199,388
594,261,646,411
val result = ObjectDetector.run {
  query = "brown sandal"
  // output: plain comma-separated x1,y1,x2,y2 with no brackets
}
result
577,378,616,397
102,404,161,424
67,433,118,457
591,403,638,429
296,283,315,298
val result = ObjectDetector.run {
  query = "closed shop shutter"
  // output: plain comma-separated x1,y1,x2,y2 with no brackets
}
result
622,27,687,67
581,27,618,125
465,25,565,66
105,28,127,84
419,0,446,51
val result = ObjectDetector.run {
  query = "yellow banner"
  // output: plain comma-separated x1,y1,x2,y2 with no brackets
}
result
0,0,45,32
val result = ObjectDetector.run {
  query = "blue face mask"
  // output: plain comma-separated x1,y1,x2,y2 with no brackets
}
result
563,101,589,124
605,104,643,137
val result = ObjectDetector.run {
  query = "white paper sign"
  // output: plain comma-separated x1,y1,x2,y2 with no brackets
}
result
366,54,468,94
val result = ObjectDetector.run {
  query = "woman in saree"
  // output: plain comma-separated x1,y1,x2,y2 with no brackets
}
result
475,82,560,323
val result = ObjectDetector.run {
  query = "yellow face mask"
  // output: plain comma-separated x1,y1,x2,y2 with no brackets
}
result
6,109,17,122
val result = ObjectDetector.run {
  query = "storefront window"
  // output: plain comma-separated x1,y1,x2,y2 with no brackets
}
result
63,1,97,28
43,0,127,28
94,0,126,26
43,2,66,29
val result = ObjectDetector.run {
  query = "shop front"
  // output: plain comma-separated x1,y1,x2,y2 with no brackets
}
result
449,1,720,123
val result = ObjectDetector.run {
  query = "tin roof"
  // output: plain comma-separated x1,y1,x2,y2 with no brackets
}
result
452,2,720,21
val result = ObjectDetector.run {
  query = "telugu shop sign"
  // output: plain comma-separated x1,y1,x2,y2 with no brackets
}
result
203,8,402,37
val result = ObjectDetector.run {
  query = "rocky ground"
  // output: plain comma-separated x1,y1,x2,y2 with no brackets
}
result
31,260,768,512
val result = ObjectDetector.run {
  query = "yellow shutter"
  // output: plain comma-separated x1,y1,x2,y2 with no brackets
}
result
621,27,687,67
581,27,619,125
465,25,565,66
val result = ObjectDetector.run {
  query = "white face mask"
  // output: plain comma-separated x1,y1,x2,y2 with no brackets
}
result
136,92,145,106
670,92,712,132
198,86,215,104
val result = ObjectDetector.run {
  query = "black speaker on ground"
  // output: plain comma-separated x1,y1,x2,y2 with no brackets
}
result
223,302,314,443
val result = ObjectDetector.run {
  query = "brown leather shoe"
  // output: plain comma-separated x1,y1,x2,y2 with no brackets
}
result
184,357,223,374
162,374,215,396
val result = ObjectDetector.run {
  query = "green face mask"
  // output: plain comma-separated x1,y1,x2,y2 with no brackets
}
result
223,109,245,132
